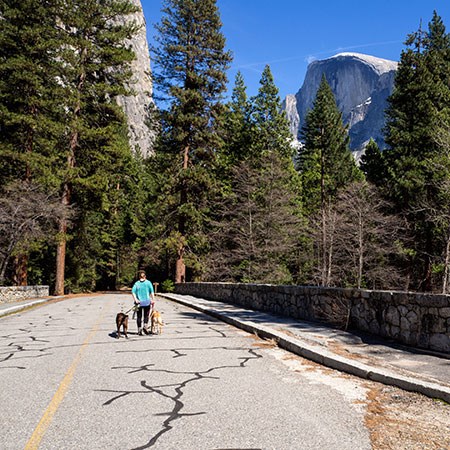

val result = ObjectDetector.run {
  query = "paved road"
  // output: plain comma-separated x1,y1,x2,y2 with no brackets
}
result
159,294,450,403
0,294,371,449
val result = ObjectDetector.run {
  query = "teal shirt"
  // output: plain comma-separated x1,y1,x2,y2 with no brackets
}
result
132,279,154,307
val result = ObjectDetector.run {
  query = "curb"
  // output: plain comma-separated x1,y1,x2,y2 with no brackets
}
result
0,292,121,318
160,293,450,404
0,297,63,318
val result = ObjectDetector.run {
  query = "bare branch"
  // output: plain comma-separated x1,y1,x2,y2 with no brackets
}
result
0,181,73,284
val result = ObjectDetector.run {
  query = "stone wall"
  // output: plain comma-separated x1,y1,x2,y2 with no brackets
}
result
0,286,49,304
175,283,450,354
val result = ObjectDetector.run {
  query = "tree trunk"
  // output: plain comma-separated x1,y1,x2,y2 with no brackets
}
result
320,131,327,286
54,50,85,295
54,219,67,296
13,254,28,286
183,144,189,170
422,228,433,292
321,205,327,285
357,211,364,290
55,129,76,295
442,224,450,294
175,144,189,283
175,245,185,283
55,182,71,295
20,108,35,284
326,208,335,286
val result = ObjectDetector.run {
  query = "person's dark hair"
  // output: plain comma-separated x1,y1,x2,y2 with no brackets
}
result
138,271,146,278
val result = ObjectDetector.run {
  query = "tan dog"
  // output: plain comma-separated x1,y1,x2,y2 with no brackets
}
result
150,310,163,335
116,312,129,338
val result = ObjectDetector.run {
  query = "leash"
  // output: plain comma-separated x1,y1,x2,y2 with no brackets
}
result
124,305,139,315
124,300,155,315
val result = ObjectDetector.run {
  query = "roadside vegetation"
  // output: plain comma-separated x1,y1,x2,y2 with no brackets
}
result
1,2,450,295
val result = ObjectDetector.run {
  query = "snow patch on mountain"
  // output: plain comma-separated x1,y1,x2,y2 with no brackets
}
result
283,52,398,151
330,52,398,76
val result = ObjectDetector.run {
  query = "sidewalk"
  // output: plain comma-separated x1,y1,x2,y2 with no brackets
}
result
159,293,450,404
1,293,449,403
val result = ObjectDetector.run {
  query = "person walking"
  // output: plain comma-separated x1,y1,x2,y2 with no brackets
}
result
131,270,155,335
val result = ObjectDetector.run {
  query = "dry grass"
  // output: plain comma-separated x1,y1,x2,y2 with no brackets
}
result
327,340,373,362
363,384,450,449
246,331,279,349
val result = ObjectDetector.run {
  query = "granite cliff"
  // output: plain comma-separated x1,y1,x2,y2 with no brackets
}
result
281,94,300,137
116,0,155,157
284,53,398,152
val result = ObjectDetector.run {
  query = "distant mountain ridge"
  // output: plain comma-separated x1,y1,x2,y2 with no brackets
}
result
283,52,398,152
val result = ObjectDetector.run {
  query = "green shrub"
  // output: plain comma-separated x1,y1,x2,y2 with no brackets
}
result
161,279,175,293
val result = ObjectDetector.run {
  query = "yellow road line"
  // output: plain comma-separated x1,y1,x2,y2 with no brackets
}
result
25,303,109,450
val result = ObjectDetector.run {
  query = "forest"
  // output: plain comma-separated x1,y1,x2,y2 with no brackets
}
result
1,0,450,295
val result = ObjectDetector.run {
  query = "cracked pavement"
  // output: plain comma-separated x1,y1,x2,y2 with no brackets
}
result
0,294,372,449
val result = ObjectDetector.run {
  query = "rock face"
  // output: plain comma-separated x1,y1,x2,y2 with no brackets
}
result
284,53,398,151
281,94,300,137
116,0,155,157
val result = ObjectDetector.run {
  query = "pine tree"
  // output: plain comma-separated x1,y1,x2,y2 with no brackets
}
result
298,74,362,213
52,0,139,294
204,66,302,284
151,0,232,283
0,0,64,185
0,0,67,284
214,71,252,200
383,11,450,291
297,74,362,286
218,66,295,200
222,71,252,165
360,139,386,185
250,65,293,161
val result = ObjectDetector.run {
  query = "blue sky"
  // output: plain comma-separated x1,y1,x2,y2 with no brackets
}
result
141,0,450,101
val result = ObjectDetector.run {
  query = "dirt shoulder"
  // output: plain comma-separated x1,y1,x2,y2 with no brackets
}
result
364,384,450,450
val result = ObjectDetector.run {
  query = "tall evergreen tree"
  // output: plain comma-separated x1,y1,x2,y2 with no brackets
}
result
0,0,63,186
360,139,386,185
0,0,67,284
383,11,450,291
250,65,293,161
214,71,252,201
298,74,362,213
52,0,139,294
204,66,302,284
222,71,252,166
151,0,232,283
297,75,362,286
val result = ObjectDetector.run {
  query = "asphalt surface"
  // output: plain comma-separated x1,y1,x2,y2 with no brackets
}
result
0,293,372,449
1,292,449,404
162,293,450,404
